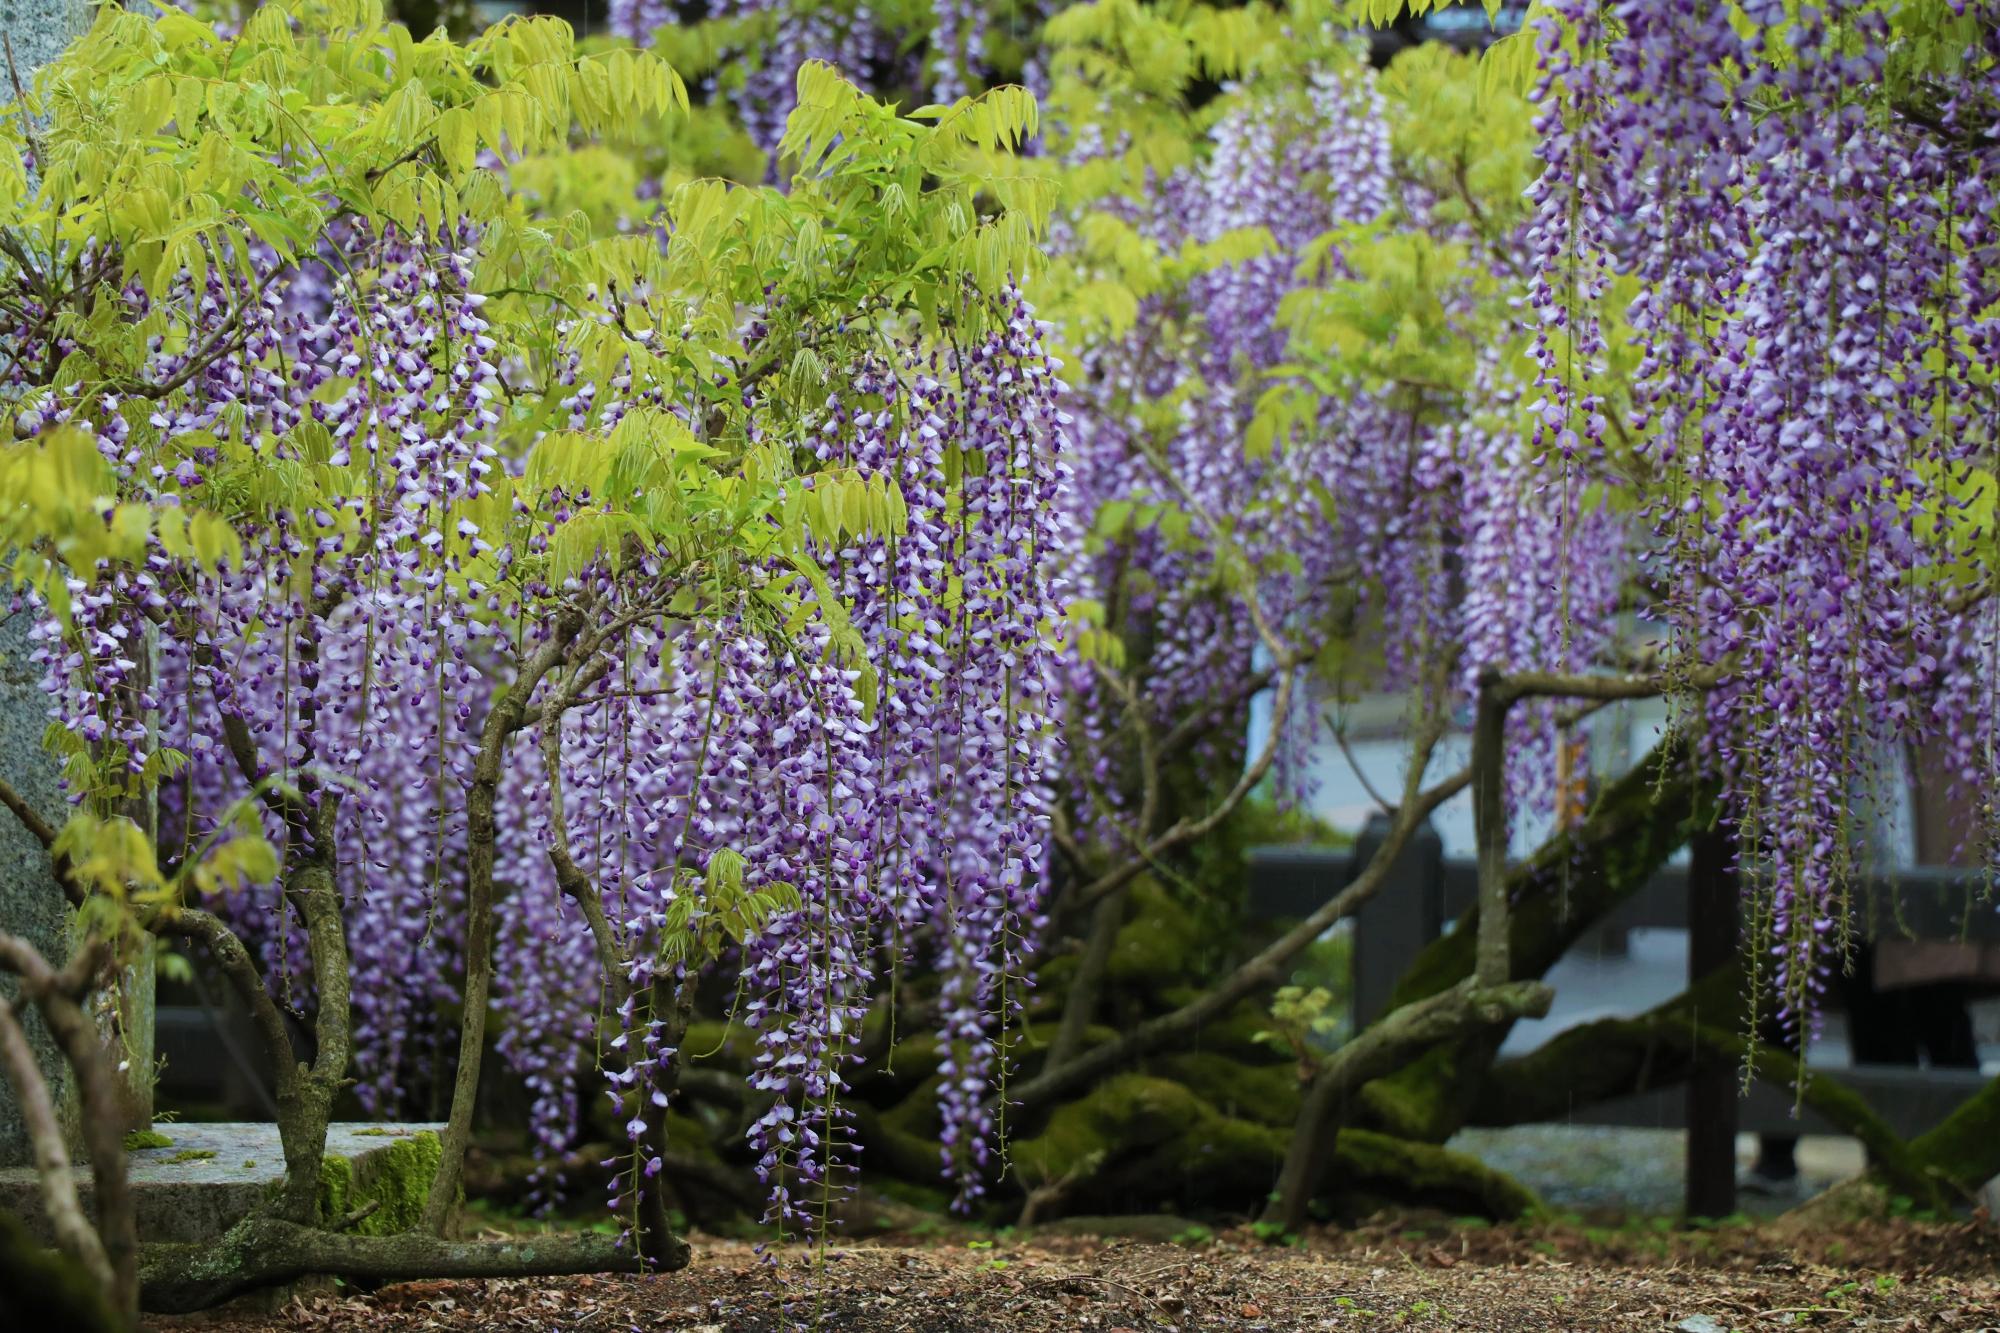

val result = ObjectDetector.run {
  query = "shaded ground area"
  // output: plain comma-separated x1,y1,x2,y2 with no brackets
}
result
152,1217,1999,1332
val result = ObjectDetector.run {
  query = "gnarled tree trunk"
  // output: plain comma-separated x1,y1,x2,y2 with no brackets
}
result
1353,733,1705,1144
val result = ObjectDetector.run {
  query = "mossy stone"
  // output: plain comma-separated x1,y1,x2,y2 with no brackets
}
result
1105,881,1207,994
1156,1052,1300,1127
316,1129,443,1235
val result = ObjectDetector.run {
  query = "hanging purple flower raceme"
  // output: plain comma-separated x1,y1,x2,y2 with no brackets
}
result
608,0,671,46
1057,49,1401,831
470,289,1075,1226
707,0,893,164
1522,0,1612,473
1529,0,2000,1028
928,0,984,104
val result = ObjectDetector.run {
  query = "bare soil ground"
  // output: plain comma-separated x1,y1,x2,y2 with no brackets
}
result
151,1215,2000,1332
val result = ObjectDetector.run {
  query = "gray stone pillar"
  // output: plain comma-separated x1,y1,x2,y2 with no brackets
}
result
0,612,74,1167
0,0,92,82
1,0,153,1168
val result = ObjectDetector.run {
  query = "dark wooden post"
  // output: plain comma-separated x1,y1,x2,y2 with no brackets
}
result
1349,813,1443,1028
1683,823,1738,1219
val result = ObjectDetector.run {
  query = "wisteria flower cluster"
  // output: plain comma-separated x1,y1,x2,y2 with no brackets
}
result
1525,0,2000,1024
1047,21,1624,849
6,5,1072,1254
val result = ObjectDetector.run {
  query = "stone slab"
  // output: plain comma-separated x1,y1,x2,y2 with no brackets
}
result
0,1121,446,1244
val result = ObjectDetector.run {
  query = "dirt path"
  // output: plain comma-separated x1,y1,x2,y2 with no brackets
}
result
151,1219,1999,1332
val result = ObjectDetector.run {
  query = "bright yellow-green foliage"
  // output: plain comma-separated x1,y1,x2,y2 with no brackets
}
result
1035,5,1546,466
25,3,686,294
1,1,1054,619
0,428,243,620
1,1,1062,913
1028,1,1542,494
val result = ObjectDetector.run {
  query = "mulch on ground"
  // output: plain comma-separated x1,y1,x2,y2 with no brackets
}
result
151,1217,2000,1332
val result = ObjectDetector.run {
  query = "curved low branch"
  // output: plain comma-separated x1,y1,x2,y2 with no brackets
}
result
150,907,294,1096
1354,730,1704,1143
0,932,136,1323
1467,966,1938,1208
1488,660,1733,708
139,1218,662,1315
1264,979,1554,1231
0,773,84,908
1906,1068,2000,1199
0,994,112,1294
0,772,58,848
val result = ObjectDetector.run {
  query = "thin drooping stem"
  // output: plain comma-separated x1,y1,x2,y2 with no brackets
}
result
150,908,294,1100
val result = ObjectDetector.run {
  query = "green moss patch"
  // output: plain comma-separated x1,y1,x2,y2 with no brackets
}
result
1014,1073,1287,1216
1106,881,1207,994
123,1130,174,1151
1155,1052,1300,1127
318,1129,444,1235
1330,1129,1540,1221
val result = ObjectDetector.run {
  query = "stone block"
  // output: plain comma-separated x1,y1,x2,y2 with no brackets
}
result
0,1122,447,1245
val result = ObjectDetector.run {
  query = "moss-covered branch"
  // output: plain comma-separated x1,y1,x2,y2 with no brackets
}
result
1005,1070,1536,1224
1465,961,1746,1126
1466,964,1938,1209
1328,1128,1541,1222
1265,978,1554,1231
1779,1068,2000,1229
1907,1070,2000,1198
139,1218,654,1314
1007,756,1471,1116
